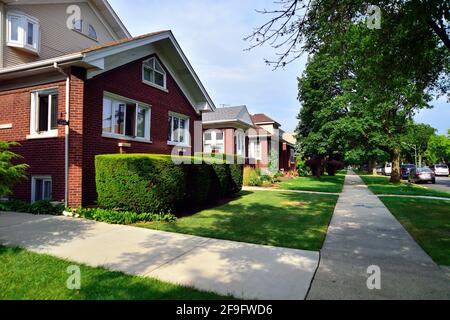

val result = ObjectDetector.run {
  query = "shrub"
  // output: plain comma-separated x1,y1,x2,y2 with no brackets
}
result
0,141,29,196
70,208,176,225
96,154,186,214
29,200,64,215
96,154,243,214
0,199,63,215
243,167,262,186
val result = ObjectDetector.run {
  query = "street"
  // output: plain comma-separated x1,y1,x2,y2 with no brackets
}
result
426,176,450,193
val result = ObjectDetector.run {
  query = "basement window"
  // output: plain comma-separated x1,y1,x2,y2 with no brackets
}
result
31,176,52,203
7,12,40,55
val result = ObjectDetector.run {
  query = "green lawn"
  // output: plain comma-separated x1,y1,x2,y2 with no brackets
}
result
0,246,229,300
137,190,338,251
381,198,450,266
277,174,346,193
359,174,450,198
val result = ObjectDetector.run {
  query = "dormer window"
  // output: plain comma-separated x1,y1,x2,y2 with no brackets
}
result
7,12,40,55
142,57,167,90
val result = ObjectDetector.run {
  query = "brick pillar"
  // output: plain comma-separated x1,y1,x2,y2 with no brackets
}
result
67,67,86,208
224,129,235,155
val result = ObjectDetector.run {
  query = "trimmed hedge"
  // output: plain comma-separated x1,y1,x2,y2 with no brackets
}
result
95,154,244,214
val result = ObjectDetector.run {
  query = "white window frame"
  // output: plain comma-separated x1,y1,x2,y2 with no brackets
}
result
102,92,152,143
7,11,40,55
27,89,59,140
142,57,168,91
31,176,52,203
168,112,190,146
249,139,262,160
203,130,225,154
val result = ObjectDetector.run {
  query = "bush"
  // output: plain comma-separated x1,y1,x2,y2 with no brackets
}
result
29,200,64,215
1,199,30,212
69,208,176,225
0,199,64,215
96,154,186,214
243,167,262,186
95,154,243,214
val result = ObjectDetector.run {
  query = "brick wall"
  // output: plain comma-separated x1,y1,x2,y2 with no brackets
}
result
82,54,201,205
0,54,201,207
0,80,66,202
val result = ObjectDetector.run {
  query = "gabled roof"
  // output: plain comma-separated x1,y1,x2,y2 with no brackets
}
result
202,105,254,128
252,114,281,126
0,31,216,112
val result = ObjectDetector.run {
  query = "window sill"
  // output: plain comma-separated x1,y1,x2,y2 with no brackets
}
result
167,141,191,148
7,42,40,56
102,133,152,144
26,131,58,140
142,80,169,93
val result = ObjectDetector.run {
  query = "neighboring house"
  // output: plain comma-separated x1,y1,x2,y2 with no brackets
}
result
0,1,215,207
250,114,296,173
202,105,254,157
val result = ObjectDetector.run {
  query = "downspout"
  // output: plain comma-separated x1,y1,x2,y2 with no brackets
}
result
0,2,5,68
53,63,70,208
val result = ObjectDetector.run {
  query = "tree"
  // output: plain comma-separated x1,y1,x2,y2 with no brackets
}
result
0,141,29,196
400,123,437,165
246,0,450,69
426,135,450,164
255,1,449,182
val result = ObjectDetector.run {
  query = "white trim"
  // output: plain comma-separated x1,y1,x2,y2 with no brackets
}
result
29,89,59,137
102,91,152,142
0,124,12,129
102,133,153,144
167,112,190,147
6,10,40,55
0,53,83,74
26,131,58,140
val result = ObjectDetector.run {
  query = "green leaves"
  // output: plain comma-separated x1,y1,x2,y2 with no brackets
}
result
0,141,29,196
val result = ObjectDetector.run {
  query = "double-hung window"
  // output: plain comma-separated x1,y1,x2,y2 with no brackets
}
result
32,176,52,203
7,12,40,54
143,57,167,90
29,90,58,138
203,130,225,154
102,94,151,141
168,113,189,146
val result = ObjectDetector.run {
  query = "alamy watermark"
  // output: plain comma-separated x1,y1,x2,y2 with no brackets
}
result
367,265,381,290
367,5,382,30
66,265,81,290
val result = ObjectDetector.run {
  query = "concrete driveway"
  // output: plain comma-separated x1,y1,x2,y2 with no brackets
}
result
0,212,319,300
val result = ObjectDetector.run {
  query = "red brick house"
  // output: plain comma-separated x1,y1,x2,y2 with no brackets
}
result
0,1,215,207
250,114,297,173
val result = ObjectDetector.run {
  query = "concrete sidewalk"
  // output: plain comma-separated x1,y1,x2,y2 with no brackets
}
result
308,172,450,300
0,212,318,300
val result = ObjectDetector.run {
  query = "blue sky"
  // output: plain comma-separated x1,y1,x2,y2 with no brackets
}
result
109,0,449,135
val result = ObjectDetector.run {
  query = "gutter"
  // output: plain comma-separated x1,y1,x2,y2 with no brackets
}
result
0,53,83,75
53,63,70,208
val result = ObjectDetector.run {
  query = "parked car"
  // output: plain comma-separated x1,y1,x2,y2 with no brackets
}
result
384,163,392,176
376,166,384,175
401,164,416,180
431,164,449,177
408,167,436,184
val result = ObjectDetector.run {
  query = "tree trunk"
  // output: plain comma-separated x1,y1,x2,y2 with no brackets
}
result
418,154,422,167
390,148,401,183
369,159,377,175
